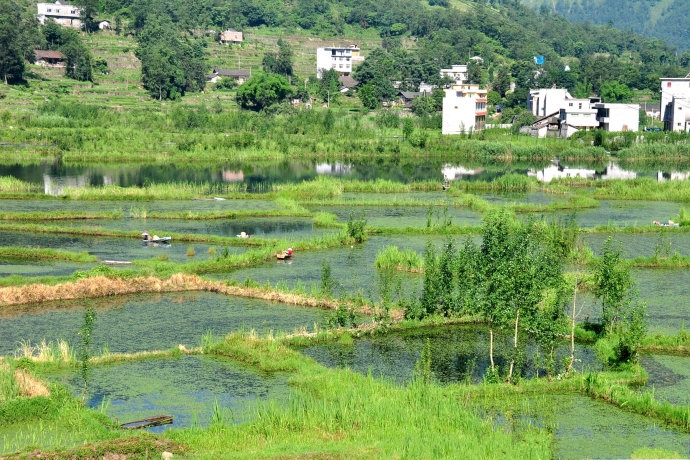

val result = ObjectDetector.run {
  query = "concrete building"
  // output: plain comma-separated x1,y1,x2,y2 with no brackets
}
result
219,29,243,45
316,45,360,78
594,103,640,133
442,84,487,135
207,68,251,84
440,65,468,84
660,76,690,132
37,1,82,28
527,87,639,138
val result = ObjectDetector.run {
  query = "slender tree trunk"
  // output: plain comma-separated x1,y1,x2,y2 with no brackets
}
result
568,277,577,375
489,326,495,371
508,309,519,381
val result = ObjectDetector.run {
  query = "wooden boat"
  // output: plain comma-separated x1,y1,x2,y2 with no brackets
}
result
143,236,172,243
276,249,293,259
120,415,173,430
653,220,679,227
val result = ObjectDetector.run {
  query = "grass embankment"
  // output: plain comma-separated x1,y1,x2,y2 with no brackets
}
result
165,332,552,459
0,247,98,263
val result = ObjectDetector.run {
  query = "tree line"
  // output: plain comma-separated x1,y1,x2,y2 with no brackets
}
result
406,210,646,381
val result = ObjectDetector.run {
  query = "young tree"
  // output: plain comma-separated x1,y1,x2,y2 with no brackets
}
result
593,237,633,334
474,210,565,380
601,80,633,103
263,38,293,77
491,66,511,97
0,0,24,84
236,73,293,111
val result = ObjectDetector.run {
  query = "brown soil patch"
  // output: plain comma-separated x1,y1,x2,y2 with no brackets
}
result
1,436,185,460
13,369,50,397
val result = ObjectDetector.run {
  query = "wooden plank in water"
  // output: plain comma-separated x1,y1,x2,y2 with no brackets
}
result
103,260,132,265
120,415,173,429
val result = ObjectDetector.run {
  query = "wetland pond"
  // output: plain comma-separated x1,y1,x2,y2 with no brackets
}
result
0,291,330,356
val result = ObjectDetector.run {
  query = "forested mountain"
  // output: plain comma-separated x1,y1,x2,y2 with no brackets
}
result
521,0,690,53
3,0,689,103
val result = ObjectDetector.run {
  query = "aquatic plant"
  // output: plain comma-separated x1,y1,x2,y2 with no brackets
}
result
374,245,423,272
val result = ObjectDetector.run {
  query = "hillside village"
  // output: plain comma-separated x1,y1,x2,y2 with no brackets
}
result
4,0,688,140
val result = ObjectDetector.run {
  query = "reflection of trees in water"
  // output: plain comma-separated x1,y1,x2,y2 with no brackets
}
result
204,219,313,236
305,326,599,385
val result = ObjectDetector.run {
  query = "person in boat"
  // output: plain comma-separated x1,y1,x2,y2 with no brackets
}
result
237,231,251,238
442,182,450,190
142,232,161,241
283,248,293,257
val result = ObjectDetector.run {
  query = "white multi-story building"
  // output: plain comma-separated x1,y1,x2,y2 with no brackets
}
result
660,76,690,132
316,45,360,78
527,87,639,138
440,65,468,84
37,1,82,28
527,87,592,118
593,103,640,133
442,83,487,134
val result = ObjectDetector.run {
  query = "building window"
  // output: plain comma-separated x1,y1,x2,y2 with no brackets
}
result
579,103,582,109
47,8,52,11
668,82,672,88
569,103,573,107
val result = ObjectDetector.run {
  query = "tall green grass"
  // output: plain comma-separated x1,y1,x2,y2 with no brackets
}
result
375,245,423,272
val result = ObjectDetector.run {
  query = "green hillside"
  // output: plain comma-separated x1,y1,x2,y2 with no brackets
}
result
4,0,690,107
521,0,690,53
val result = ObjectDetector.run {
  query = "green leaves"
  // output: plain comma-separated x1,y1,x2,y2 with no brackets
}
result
236,73,293,111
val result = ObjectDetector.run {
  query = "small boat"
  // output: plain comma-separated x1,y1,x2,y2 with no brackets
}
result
143,236,172,243
237,232,251,238
653,220,680,227
142,232,172,243
120,415,173,430
442,182,451,191
276,248,293,259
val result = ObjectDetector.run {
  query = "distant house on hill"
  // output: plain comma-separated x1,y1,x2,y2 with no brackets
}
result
338,75,358,92
316,45,361,78
34,50,66,67
442,83,487,134
660,76,690,132
440,65,468,84
527,87,639,138
219,29,243,45
207,68,251,84
37,1,82,28
399,91,423,109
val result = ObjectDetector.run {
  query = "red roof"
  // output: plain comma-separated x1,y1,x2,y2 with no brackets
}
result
34,50,65,60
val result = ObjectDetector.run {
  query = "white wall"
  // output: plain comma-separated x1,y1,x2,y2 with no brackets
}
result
442,90,478,134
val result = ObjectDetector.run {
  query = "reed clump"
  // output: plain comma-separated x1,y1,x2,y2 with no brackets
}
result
375,245,423,272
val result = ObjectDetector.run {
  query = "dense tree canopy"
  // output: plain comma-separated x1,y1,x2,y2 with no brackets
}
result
236,73,294,111
0,0,25,84
135,15,206,100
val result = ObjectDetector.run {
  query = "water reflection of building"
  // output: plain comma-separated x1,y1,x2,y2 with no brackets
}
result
315,163,352,175
527,162,636,183
43,174,89,196
441,165,484,181
600,163,636,180
222,170,244,182
657,171,690,181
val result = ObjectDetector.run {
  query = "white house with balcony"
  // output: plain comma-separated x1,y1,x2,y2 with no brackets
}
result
660,76,690,132
316,45,360,78
527,87,639,138
442,83,487,134
594,103,640,133
37,1,82,28
440,65,468,84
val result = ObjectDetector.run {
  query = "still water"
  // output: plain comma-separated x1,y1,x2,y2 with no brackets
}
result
0,291,330,356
